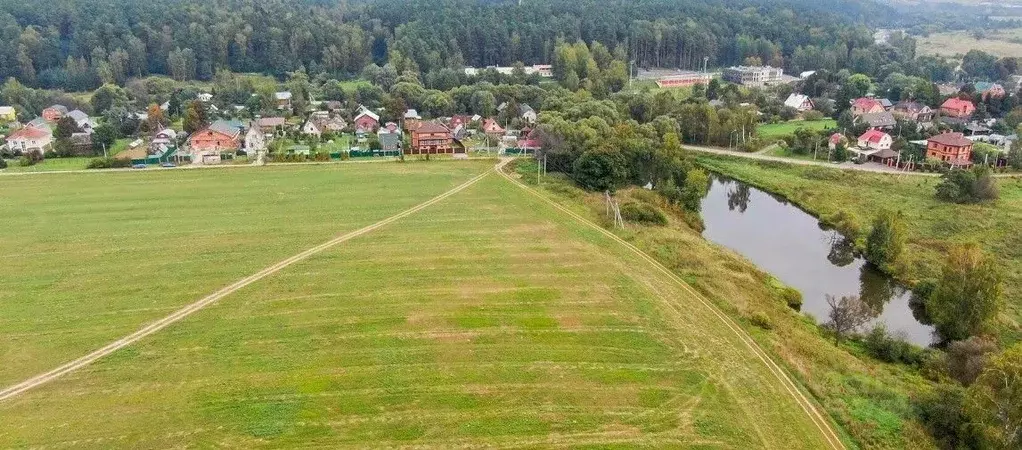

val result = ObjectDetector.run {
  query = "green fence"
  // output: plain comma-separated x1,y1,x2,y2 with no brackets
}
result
345,149,401,158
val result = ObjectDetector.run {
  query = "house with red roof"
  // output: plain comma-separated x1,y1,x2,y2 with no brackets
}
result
857,129,892,151
828,133,847,150
940,98,976,119
5,125,53,155
851,98,885,116
927,132,974,166
481,118,505,136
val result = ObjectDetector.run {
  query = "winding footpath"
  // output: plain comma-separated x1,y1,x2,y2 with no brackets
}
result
0,161,503,402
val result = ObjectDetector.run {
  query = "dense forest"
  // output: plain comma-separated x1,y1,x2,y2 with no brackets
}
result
0,0,929,92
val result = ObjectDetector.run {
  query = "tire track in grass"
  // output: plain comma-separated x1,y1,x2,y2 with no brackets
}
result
0,160,505,402
497,160,847,450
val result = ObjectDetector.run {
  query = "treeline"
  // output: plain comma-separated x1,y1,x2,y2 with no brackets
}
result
0,0,929,93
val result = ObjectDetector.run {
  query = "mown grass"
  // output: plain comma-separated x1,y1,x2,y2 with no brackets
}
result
757,119,838,139
917,28,1022,58
697,154,1022,343
0,162,833,448
519,159,936,448
0,161,492,386
1,157,95,172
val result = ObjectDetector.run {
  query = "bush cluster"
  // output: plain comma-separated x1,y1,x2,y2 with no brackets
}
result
864,325,924,365
619,202,668,226
86,157,132,169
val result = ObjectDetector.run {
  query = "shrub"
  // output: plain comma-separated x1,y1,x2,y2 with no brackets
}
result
86,157,131,169
750,311,773,330
864,325,923,365
780,287,803,311
946,336,997,386
620,202,668,226
915,383,984,449
0,158,6,169
17,156,35,167
803,110,825,121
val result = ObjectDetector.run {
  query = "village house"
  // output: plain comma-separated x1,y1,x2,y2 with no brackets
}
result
857,129,893,151
275,92,292,110
404,109,421,121
926,132,974,166
5,125,53,155
42,105,68,122
187,120,243,164
857,111,897,130
378,127,401,153
354,107,380,132
256,117,287,134
850,98,885,116
891,101,934,123
0,106,16,123
302,119,323,138
498,102,537,123
655,72,711,88
380,122,401,134
783,93,814,112
974,82,1006,100
409,122,461,155
150,128,177,154
245,122,266,153
940,98,976,119
66,110,96,133
481,118,505,136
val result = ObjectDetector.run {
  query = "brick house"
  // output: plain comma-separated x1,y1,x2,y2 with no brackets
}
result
409,122,461,155
927,132,974,165
188,127,240,152
891,101,934,123
940,98,976,119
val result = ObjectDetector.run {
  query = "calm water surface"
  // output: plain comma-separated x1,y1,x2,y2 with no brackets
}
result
700,177,935,346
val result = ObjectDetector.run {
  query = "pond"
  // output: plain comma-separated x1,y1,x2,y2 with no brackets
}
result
699,176,935,346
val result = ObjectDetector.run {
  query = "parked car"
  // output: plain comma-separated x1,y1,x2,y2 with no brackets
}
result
132,164,147,169
160,162,176,168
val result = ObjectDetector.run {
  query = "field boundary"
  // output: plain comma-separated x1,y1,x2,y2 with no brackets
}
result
0,161,502,402
497,161,847,450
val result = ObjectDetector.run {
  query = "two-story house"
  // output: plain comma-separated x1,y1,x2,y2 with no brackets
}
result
927,132,974,165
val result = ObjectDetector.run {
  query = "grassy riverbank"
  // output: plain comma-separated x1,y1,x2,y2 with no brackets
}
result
696,154,1022,343
514,160,937,449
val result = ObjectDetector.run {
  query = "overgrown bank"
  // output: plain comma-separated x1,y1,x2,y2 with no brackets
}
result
695,154,1022,344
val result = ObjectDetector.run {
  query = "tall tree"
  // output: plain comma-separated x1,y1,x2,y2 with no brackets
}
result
926,244,1002,342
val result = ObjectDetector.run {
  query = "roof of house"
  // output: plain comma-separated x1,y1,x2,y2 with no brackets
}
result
46,105,68,114
852,97,883,110
941,98,975,110
404,109,420,119
27,117,49,128
0,106,14,115
858,129,890,144
893,101,929,113
928,132,972,147
155,128,177,139
413,122,450,134
66,109,89,122
275,91,292,100
209,120,244,137
873,148,899,159
974,82,1003,92
7,126,51,140
519,104,535,114
858,111,896,127
257,117,286,127
783,94,812,109
879,98,894,108
355,108,380,122
303,119,321,132
830,133,846,144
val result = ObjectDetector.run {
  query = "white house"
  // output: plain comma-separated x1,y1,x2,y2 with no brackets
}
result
197,92,213,102
404,109,421,120
857,129,893,151
245,123,267,153
6,125,53,155
302,119,322,138
783,94,814,112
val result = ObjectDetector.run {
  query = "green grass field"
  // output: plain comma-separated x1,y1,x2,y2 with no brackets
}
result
1,157,95,173
698,155,1022,342
0,161,836,447
917,28,1022,58
757,119,838,139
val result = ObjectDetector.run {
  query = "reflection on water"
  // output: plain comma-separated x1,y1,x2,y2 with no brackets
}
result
701,176,935,345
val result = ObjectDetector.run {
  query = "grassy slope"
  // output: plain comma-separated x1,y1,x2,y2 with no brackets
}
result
0,168,832,448
0,161,492,386
514,161,936,449
757,119,838,139
697,155,1022,342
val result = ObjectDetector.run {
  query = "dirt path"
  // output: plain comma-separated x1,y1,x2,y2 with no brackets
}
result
0,161,504,402
497,163,847,450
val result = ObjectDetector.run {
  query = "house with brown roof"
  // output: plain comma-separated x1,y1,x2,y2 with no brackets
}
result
940,98,976,119
856,111,897,130
256,117,287,133
42,105,68,122
927,132,974,166
891,101,934,123
481,118,505,136
409,122,463,155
